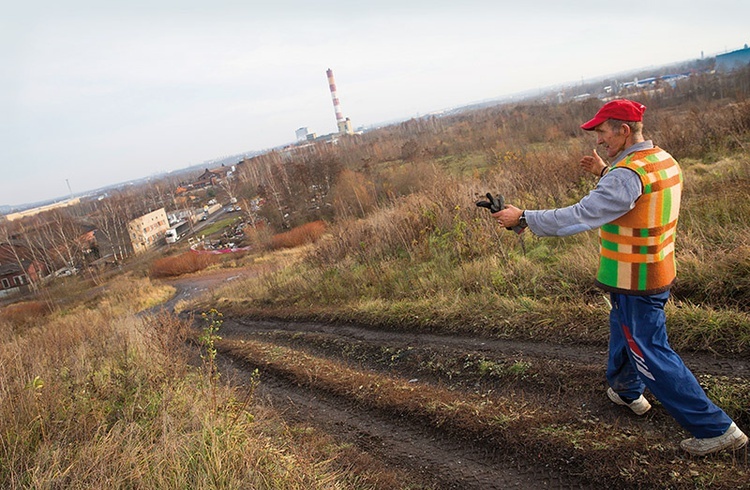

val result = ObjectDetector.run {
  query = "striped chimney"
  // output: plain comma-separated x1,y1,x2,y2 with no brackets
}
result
326,68,345,123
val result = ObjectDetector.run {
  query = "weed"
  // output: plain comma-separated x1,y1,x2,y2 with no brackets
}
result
698,374,750,425
508,361,531,377
199,309,223,414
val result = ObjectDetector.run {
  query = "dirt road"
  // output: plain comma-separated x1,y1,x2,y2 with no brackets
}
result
165,269,750,489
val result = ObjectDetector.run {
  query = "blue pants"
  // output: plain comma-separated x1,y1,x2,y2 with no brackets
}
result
606,291,732,438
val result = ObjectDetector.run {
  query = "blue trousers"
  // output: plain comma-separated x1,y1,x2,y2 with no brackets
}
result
606,291,732,438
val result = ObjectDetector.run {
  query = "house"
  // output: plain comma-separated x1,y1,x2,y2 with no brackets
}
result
0,241,46,297
192,168,225,189
127,208,170,254
190,164,237,189
0,262,28,297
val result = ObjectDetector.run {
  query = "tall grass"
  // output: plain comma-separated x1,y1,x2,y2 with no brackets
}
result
0,277,382,489
1,301,51,332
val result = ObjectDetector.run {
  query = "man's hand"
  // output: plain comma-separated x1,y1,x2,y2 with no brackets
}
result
477,193,526,234
580,148,608,177
492,205,523,228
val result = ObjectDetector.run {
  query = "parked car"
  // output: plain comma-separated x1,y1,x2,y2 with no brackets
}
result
54,266,79,277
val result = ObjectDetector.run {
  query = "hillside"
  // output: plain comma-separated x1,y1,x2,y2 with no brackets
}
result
2,65,750,488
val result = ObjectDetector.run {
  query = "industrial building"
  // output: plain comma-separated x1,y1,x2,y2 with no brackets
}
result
4,198,81,222
716,44,750,72
296,127,317,142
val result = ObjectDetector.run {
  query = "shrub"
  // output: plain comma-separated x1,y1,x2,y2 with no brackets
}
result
242,221,273,250
270,220,327,250
149,252,218,278
0,301,51,330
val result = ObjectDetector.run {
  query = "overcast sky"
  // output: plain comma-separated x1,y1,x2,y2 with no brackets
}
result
2,1,748,208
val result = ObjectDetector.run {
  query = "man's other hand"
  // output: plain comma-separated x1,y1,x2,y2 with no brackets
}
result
580,148,607,177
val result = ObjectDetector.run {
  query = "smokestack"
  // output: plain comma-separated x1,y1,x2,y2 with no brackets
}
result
326,68,345,123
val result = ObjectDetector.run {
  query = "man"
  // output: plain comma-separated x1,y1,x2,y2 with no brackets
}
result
493,99,747,456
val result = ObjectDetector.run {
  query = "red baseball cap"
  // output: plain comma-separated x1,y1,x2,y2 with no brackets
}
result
581,99,646,130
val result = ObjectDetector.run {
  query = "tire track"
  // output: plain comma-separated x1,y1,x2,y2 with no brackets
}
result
226,317,750,377
219,354,597,490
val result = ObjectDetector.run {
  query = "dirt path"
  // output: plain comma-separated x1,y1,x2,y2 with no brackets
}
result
221,317,750,378
159,267,248,313
165,270,750,489
221,354,579,490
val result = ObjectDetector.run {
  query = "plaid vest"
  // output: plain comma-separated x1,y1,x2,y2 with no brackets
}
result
595,147,683,295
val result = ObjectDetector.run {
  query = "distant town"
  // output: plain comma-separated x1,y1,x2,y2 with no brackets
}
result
6,44,749,217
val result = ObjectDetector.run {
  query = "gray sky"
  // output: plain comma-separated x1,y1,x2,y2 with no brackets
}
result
2,1,748,207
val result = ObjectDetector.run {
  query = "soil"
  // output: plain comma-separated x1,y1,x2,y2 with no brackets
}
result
164,268,750,490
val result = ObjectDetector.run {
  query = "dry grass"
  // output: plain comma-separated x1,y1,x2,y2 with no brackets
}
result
0,301,51,331
96,272,176,314
0,277,404,489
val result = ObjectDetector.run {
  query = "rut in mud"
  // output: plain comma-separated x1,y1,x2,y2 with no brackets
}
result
168,271,750,489
217,318,600,490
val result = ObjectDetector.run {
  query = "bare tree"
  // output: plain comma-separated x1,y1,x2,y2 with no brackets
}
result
0,222,40,293
91,195,133,263
32,210,84,271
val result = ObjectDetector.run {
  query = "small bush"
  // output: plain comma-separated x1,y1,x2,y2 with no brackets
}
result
270,220,327,250
242,221,273,250
1,301,51,329
149,252,218,278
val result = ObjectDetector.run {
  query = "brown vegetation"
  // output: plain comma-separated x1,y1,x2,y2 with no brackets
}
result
269,220,327,250
149,252,219,278
0,300,51,331
0,277,408,489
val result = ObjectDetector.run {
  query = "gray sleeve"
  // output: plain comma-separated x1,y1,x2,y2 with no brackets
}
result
525,168,642,237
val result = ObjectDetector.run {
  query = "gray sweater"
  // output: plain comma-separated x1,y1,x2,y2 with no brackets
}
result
525,141,654,237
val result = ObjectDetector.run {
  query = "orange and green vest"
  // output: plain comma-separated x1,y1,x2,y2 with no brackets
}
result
595,147,683,295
